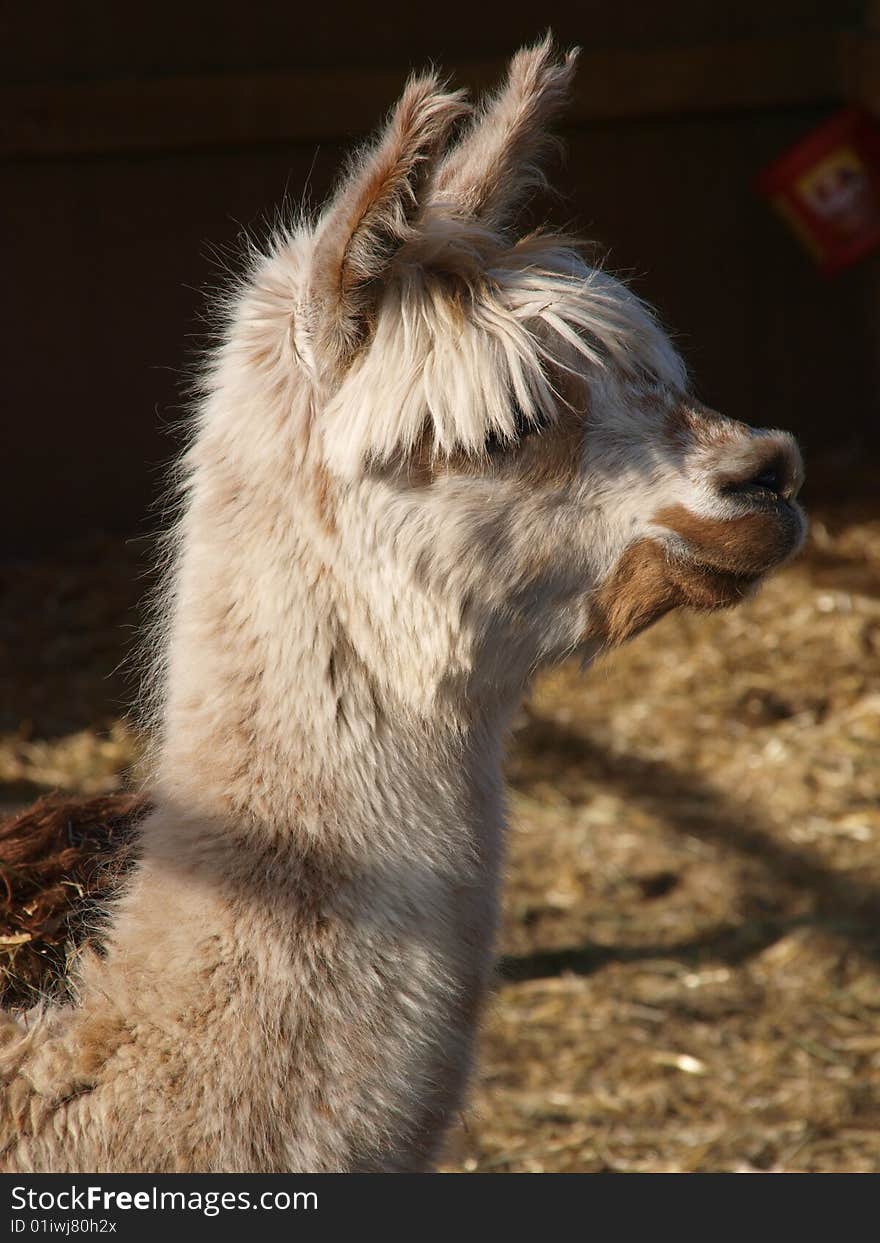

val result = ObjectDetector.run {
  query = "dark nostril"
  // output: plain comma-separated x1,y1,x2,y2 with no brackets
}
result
749,463,783,495
720,452,794,502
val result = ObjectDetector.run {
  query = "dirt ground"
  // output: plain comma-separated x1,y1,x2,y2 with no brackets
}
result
2,498,879,1172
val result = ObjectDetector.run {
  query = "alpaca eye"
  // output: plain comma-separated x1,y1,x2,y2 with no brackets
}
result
485,401,548,455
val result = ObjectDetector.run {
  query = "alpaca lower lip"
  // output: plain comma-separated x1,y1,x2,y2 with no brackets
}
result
667,556,762,609
692,561,759,587
685,539,793,578
676,556,759,588
731,498,806,564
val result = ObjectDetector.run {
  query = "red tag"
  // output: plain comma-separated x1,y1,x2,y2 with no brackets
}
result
757,109,880,275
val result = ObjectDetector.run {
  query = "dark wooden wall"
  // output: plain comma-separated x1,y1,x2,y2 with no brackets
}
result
2,1,877,552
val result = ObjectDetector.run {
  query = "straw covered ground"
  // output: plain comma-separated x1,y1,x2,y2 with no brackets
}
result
1,499,879,1172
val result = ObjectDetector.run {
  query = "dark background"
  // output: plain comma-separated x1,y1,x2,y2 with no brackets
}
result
3,0,878,551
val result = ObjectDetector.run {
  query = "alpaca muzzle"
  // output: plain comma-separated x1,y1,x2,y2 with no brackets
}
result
656,430,806,584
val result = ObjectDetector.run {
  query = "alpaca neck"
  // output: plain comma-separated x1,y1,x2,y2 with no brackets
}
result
154,482,518,854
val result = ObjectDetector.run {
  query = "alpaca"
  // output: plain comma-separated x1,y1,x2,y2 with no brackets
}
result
0,37,805,1172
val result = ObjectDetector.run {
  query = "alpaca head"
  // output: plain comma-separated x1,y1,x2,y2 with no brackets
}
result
213,38,805,701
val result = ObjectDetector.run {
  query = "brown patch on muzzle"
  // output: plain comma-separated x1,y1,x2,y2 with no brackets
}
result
589,540,678,646
653,502,803,576
590,536,764,648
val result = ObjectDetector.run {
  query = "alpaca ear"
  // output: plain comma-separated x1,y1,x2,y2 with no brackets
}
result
431,35,579,230
307,73,468,368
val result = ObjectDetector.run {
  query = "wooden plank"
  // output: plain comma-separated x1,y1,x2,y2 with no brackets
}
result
841,27,880,115
0,33,847,161
572,33,845,120
0,1,846,85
